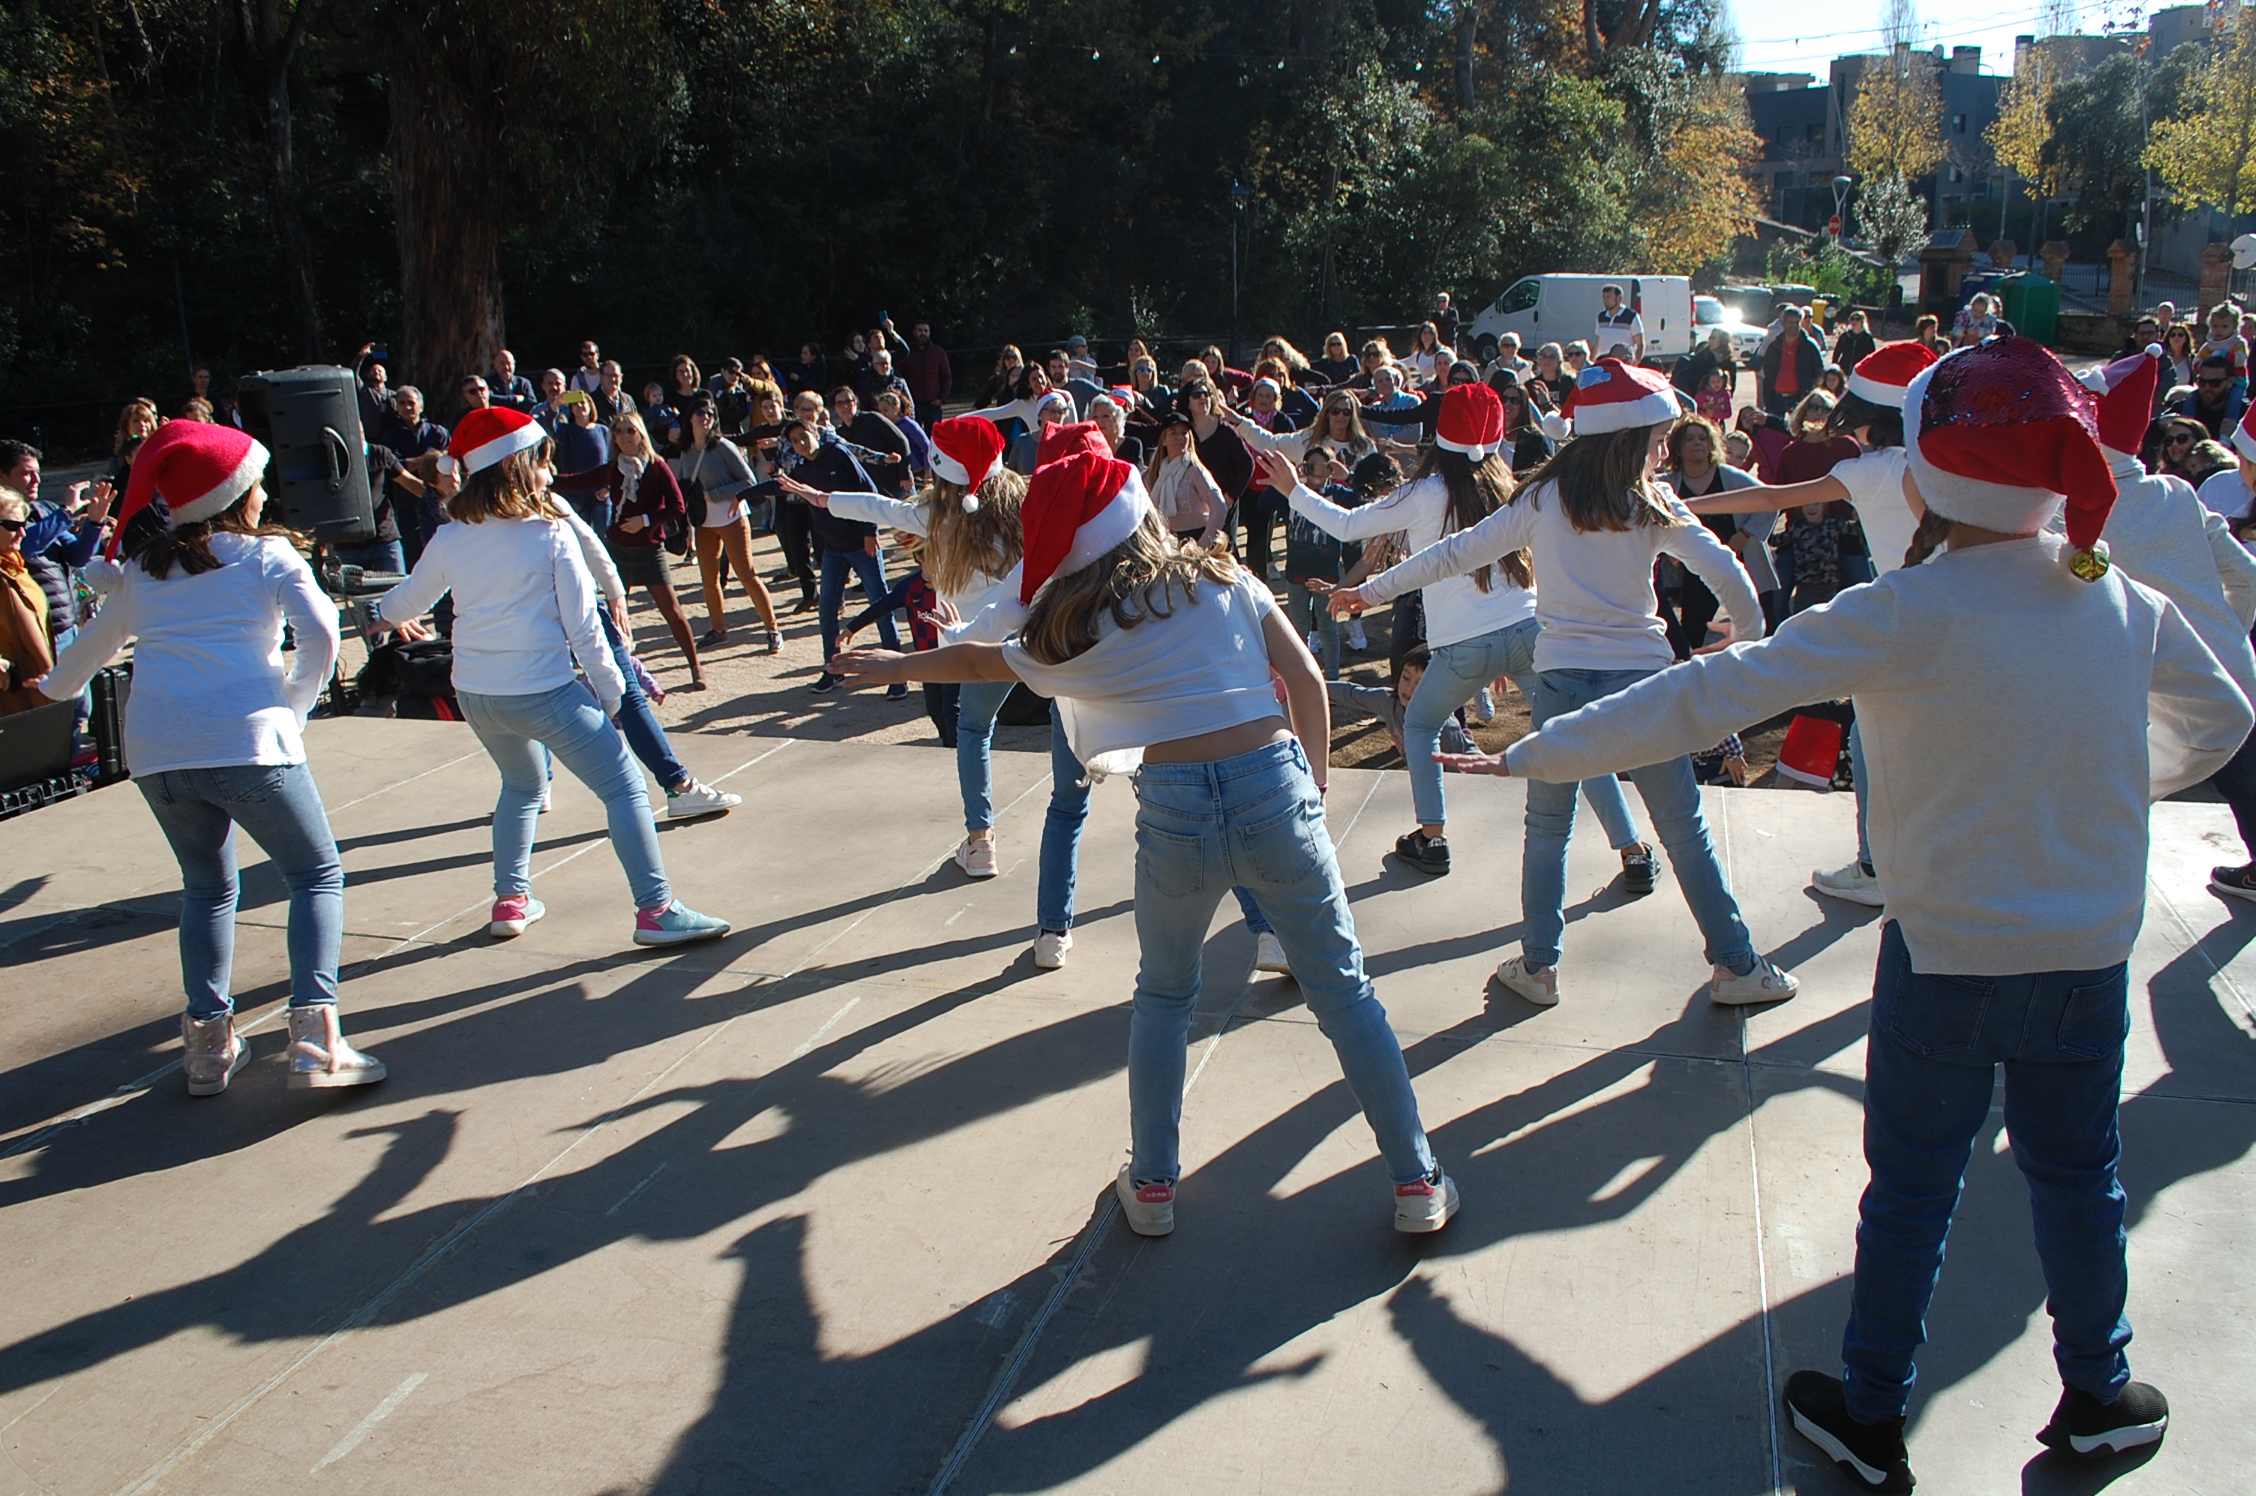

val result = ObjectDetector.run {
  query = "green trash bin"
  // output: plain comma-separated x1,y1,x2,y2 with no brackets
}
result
1995,272,2059,346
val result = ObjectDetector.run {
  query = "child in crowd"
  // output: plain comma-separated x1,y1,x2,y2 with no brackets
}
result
1322,359,1796,1008
376,407,730,949
1783,502,1849,614
1443,338,2244,1491
1696,367,1734,427
2201,301,2250,390
1324,646,1477,761
1283,443,1360,678
833,447,1458,1239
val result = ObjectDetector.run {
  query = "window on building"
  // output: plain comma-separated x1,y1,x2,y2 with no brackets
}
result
1948,164,1964,183
1807,123,1825,142
1952,112,1968,134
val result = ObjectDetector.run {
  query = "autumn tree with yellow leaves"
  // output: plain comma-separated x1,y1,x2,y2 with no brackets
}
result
2148,5,2256,222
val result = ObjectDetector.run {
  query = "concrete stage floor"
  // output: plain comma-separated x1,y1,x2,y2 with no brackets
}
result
2,719,2253,1496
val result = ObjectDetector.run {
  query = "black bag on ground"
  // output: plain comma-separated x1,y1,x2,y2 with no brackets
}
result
355,637,458,714
997,684,1052,727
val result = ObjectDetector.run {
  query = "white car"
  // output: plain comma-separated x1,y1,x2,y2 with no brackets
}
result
1695,295,1767,362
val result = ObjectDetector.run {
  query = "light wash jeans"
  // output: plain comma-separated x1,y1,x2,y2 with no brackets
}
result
1522,668,1755,973
139,761,343,1018
1038,704,1089,933
457,679,670,910
1850,717,1873,873
1129,739,1435,1185
1284,580,1342,679
1404,618,1640,847
954,677,1018,831
599,607,688,794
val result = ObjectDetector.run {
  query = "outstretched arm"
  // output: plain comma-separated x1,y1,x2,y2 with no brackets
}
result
829,640,1018,685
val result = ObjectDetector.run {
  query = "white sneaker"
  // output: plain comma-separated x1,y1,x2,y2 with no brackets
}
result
1811,861,1884,906
956,836,999,878
1472,687,1495,724
285,1005,388,1089
1394,1170,1460,1233
1495,954,1559,1007
1254,931,1292,975
1115,1163,1176,1236
1711,958,1800,1006
665,781,741,820
1034,929,1073,969
538,783,552,814
1343,619,1369,650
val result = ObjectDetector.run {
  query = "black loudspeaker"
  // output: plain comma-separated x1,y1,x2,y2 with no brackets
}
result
236,365,376,543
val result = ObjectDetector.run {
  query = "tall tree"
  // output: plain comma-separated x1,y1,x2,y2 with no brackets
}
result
1858,172,1929,266
238,0,329,360
1846,46,1944,185
1986,51,2057,226
2148,9,2256,223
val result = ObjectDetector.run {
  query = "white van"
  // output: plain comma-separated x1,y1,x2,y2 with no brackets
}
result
1463,274,1696,366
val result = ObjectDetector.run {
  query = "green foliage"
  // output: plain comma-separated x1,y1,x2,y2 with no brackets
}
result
1763,240,1892,305
2044,45,2192,248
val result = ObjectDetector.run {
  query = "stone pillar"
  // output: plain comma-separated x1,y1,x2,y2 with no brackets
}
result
2041,240,2070,284
2201,241,2235,314
1989,238,2018,269
2108,241,2138,319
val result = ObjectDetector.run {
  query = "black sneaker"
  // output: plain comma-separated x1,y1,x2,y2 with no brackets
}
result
885,682,908,701
2037,1381,2168,1458
809,673,839,694
1395,829,1450,876
698,629,728,648
2211,863,2256,903
1620,842,1659,897
1784,1370,1913,1491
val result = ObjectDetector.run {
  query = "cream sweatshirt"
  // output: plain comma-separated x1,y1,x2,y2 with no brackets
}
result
1505,534,2251,975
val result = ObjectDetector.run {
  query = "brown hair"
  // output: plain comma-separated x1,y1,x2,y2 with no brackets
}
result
1408,444,1529,590
114,399,160,453
448,444,558,524
1019,513,1240,666
1664,416,1725,472
1520,424,1681,533
134,486,290,579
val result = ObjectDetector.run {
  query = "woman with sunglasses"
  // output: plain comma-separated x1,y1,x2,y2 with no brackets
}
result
2161,323,2198,392
1310,332,1360,387
1492,382,1555,474
979,346,1026,411
1224,388,1377,469
1177,379,1261,570
672,395,783,653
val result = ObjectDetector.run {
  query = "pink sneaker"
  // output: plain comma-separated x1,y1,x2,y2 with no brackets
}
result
490,895,544,939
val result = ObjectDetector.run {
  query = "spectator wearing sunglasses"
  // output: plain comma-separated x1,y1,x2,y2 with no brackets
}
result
2174,355,2246,440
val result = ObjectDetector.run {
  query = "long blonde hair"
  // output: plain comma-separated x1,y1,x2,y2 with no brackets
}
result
1019,514,1240,666
919,468,1028,595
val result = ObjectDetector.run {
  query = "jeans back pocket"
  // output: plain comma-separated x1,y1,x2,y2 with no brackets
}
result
2054,970,2131,1061
209,764,290,806
1876,933,1995,1058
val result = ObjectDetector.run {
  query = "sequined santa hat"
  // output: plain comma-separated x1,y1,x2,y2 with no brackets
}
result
1904,338,2119,580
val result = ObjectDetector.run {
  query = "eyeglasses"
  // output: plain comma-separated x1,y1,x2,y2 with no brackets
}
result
0,517,24,532
2168,432,2198,445
2200,378,2230,389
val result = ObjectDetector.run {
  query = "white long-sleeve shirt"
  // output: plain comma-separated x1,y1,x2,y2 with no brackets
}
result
823,490,1019,630
1287,476,1536,650
39,534,340,776
377,514,624,710
1361,480,1759,672
1830,447,1919,575
1506,534,2252,975
2079,455,2256,702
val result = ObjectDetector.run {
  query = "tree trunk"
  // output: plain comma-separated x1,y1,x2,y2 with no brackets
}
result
388,65,504,414
1454,2,1479,113
243,0,325,361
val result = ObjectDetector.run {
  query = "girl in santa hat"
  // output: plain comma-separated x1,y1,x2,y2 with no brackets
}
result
776,415,1033,880
32,421,386,1095
1272,381,1655,890
830,448,1457,1239
1302,360,1797,1009
1442,337,2242,1490
376,407,730,950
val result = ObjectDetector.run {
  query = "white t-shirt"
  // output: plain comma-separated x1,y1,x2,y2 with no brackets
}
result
825,490,1018,626
378,513,625,708
39,534,339,777
2199,467,2252,523
1831,446,1919,575
1287,476,1536,650
1002,569,1284,773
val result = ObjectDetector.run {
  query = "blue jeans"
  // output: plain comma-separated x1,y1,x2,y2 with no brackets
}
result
1039,704,1089,933
1128,739,1435,1185
1522,667,1754,972
457,680,670,909
335,538,407,576
955,677,1018,831
1284,581,1342,679
819,546,900,662
1850,717,1873,872
1842,921,2133,1423
138,762,343,1018
1405,620,1638,846
599,607,688,794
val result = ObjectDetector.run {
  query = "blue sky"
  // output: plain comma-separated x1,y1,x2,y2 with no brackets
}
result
1729,0,2164,75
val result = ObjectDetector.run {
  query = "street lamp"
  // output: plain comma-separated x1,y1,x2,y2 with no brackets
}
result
1832,175,1854,244
1229,181,1251,369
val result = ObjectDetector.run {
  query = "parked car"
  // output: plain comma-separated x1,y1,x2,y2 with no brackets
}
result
1695,295,1767,362
1464,274,1696,366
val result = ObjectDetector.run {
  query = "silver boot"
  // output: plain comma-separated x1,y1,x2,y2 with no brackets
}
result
285,1005,388,1089
181,1012,249,1097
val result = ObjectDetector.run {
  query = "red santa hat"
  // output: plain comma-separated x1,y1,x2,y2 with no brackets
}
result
107,419,270,557
439,406,546,478
928,416,1006,495
2235,400,2256,465
1036,420,1112,469
1905,338,2119,579
1562,358,1682,434
1434,383,1507,459
1017,450,1153,606
1845,341,1939,409
2080,351,2161,458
